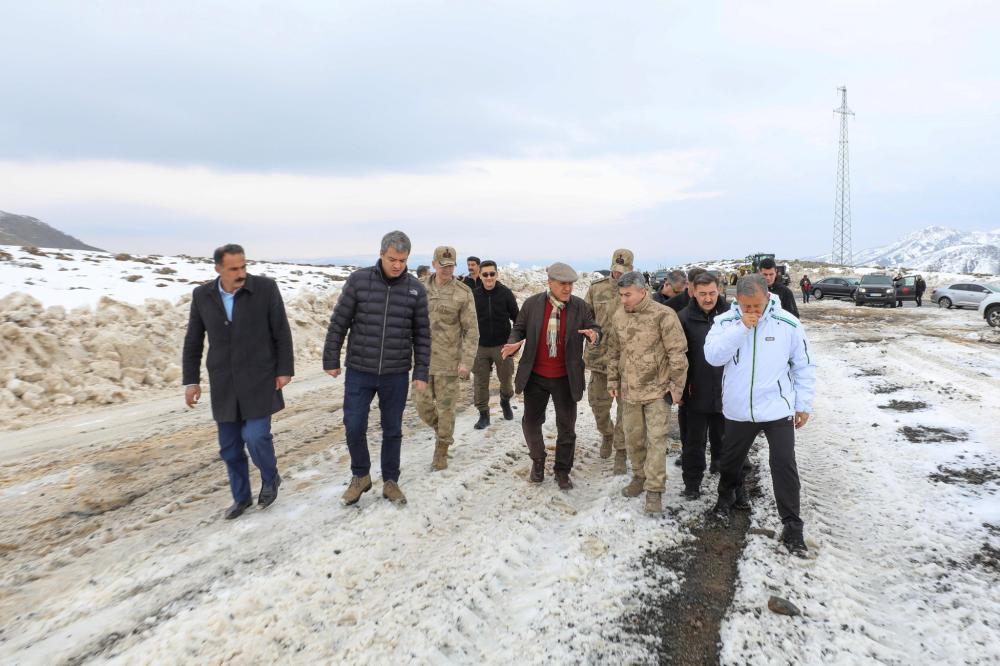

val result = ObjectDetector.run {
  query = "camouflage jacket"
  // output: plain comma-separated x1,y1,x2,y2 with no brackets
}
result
606,295,689,403
420,275,479,376
583,276,622,372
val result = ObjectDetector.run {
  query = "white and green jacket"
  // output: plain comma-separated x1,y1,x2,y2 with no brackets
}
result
704,294,816,423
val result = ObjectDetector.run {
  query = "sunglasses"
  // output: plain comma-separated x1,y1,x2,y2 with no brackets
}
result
480,272,497,277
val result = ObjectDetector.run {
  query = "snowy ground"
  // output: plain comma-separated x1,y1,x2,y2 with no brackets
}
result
3,249,1000,664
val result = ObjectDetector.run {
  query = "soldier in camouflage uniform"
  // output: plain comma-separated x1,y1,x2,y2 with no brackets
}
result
607,271,689,514
416,246,479,471
584,248,632,471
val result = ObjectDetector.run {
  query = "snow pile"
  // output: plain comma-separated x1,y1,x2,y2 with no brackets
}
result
815,226,1000,275
0,289,342,425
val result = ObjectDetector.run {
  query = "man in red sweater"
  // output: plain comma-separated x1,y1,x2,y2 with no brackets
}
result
502,263,601,490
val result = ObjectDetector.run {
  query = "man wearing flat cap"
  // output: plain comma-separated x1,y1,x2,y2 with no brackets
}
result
502,262,601,490
584,248,633,471
417,246,478,471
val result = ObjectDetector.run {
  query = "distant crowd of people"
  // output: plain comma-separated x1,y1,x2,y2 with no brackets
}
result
182,232,817,556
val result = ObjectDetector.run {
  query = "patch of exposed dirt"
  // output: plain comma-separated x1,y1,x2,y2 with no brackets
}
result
854,368,885,378
878,400,928,412
873,383,905,395
970,544,1000,575
929,466,1000,486
899,426,968,444
618,467,761,664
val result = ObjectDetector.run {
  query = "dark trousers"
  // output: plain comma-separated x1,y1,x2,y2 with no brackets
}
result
677,402,688,451
801,289,810,303
682,410,724,489
343,369,409,482
717,417,802,530
916,293,923,307
522,373,577,473
217,416,278,503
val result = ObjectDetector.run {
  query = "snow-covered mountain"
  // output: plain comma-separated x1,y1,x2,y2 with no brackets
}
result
836,226,1000,274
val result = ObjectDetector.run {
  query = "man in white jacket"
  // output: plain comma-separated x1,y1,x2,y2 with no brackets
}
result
705,274,816,555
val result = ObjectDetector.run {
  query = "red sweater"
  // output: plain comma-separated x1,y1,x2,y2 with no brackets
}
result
532,300,567,378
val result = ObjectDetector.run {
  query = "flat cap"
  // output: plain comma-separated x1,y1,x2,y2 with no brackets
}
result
611,248,634,273
546,262,579,283
433,246,457,267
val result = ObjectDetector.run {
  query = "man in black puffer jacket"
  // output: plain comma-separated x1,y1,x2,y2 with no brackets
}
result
323,230,431,506
677,271,731,499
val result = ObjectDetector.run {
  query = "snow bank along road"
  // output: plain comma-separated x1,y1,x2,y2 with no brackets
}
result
1,298,999,663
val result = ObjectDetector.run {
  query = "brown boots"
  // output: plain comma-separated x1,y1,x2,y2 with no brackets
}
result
432,442,449,471
341,475,372,506
644,492,662,514
613,449,628,475
622,475,645,497
599,434,613,459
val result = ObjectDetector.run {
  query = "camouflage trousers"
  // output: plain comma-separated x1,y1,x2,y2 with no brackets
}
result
472,345,514,412
587,371,625,450
622,398,670,492
414,374,459,449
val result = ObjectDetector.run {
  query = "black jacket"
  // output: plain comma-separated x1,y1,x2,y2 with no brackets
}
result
769,283,800,317
664,290,690,312
462,276,483,291
182,275,294,422
508,293,600,402
677,297,731,413
473,282,519,347
323,262,431,381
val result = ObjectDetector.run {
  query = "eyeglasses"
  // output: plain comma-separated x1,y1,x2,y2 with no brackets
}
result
481,272,497,277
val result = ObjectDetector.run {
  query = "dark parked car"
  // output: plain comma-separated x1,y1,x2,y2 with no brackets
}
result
855,274,897,307
811,276,859,301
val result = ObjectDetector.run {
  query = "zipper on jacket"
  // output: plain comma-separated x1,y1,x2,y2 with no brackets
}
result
378,283,391,374
750,325,758,422
778,377,791,411
488,292,494,339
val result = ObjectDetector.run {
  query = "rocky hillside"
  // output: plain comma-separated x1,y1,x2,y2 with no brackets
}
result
0,210,103,251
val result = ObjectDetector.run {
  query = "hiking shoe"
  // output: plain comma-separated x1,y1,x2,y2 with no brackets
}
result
340,475,372,506
382,480,407,505
733,492,751,511
224,498,253,520
644,491,662,514
500,398,514,420
474,411,490,430
673,457,682,467
621,475,645,498
257,474,282,509
599,434,613,459
529,459,544,483
709,498,731,520
781,526,807,556
554,471,573,490
682,486,701,501
431,444,449,471
612,449,628,475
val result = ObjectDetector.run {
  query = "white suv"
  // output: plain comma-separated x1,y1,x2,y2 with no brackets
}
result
979,291,1000,328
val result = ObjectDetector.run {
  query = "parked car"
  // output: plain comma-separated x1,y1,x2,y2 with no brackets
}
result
978,291,1000,327
930,282,1000,309
811,276,859,301
855,274,897,307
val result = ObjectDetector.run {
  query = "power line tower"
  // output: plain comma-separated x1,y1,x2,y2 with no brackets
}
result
832,86,854,266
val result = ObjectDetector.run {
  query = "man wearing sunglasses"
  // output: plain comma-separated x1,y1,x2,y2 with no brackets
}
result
471,260,520,429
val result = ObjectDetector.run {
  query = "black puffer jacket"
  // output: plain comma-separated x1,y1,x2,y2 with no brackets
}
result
323,263,431,381
472,282,519,347
677,297,731,413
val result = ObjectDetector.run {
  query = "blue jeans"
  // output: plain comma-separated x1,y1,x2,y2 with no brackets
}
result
217,416,278,503
343,369,410,482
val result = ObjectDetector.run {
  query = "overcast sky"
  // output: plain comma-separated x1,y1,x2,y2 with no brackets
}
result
1,1,998,268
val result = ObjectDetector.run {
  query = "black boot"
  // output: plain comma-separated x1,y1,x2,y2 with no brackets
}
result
258,474,282,509
500,397,514,420
224,497,253,520
474,411,490,430
529,459,544,483
781,525,807,556
682,486,701,500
